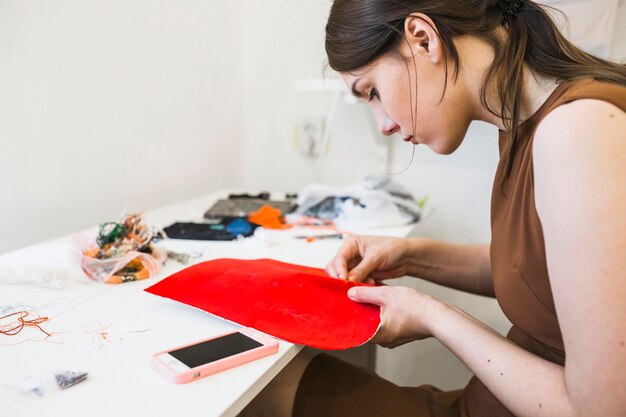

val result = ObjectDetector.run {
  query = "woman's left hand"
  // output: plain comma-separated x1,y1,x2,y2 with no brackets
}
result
347,285,445,348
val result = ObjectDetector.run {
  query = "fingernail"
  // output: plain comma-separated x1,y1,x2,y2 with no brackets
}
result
347,288,358,299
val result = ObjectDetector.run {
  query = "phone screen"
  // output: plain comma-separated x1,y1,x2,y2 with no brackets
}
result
168,332,263,368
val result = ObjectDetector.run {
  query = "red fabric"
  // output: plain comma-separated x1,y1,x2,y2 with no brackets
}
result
144,258,381,350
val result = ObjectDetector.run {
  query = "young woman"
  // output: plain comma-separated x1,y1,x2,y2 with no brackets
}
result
241,1,626,416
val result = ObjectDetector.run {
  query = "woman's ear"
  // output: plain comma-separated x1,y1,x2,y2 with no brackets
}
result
402,14,442,64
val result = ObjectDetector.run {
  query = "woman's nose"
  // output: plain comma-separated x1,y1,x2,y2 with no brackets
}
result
379,117,400,136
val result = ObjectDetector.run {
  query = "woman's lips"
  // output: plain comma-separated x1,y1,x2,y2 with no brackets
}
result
402,136,413,142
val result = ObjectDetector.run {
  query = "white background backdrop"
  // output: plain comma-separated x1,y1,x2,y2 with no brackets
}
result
1,0,624,388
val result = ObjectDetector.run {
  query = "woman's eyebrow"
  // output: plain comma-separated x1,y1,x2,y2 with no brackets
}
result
350,78,364,99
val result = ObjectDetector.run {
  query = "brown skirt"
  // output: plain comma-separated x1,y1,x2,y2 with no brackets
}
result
293,353,469,417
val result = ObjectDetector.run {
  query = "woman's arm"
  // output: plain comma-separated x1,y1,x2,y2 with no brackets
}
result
326,236,494,297
432,302,575,416
405,239,494,297
348,285,577,415
532,99,626,415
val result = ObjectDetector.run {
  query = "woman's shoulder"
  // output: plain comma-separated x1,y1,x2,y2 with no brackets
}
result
515,79,626,148
532,80,625,207
548,78,626,114
533,79,625,148
534,88,624,158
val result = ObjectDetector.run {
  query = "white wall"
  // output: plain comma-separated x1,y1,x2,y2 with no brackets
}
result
240,0,390,192
0,0,243,253
611,0,626,61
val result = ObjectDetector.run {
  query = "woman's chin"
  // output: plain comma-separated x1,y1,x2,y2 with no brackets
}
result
429,139,463,155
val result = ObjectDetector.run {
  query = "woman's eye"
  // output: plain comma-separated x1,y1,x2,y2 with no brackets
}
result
368,88,381,102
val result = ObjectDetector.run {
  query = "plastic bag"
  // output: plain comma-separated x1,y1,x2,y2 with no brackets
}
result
80,247,165,284
8,371,88,397
78,213,165,284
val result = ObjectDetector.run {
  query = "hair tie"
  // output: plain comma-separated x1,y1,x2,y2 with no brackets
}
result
497,0,524,25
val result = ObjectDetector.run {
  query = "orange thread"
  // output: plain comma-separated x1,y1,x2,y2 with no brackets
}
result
84,323,113,350
0,311,51,338
0,293,113,347
5,320,113,347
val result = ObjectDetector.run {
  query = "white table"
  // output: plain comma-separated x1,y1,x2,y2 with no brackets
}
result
0,191,414,417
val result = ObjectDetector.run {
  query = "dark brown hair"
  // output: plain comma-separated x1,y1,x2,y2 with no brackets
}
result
325,0,626,177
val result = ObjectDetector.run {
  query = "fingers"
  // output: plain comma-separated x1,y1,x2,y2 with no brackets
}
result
347,286,387,306
346,257,361,271
346,255,378,282
325,258,344,279
326,235,392,283
326,236,360,280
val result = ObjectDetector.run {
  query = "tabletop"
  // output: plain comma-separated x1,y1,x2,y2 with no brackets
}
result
0,191,415,417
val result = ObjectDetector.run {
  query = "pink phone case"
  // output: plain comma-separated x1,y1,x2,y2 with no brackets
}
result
151,327,279,384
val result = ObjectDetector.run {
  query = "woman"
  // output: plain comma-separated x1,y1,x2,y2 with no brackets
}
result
242,0,626,416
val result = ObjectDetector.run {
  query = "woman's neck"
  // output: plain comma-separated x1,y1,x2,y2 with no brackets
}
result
518,67,559,124
456,34,558,130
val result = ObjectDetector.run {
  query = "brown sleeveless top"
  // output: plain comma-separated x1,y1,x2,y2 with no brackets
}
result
463,79,626,417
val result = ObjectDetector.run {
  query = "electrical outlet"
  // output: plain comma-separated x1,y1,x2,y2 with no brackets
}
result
294,119,324,157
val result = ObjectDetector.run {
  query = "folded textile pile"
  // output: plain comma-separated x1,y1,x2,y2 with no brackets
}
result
287,176,422,229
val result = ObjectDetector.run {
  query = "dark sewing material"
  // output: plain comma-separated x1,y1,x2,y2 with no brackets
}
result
204,198,296,218
163,218,258,241
228,192,271,200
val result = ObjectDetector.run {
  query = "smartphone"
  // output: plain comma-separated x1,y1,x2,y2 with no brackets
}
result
151,328,279,384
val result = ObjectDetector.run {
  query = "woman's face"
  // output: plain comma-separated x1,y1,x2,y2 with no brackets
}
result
341,47,474,154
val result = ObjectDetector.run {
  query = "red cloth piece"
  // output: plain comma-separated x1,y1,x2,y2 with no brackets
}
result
144,258,381,350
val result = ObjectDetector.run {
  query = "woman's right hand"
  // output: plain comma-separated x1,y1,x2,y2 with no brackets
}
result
325,235,414,283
